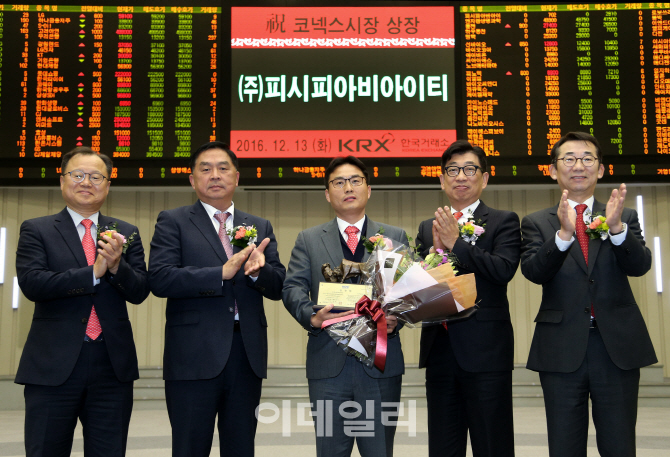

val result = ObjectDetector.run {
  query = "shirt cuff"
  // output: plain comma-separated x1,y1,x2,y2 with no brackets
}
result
554,231,575,251
249,275,258,282
93,270,100,286
609,223,628,245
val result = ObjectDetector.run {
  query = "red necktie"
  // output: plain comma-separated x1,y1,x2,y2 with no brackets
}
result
81,219,102,340
575,204,595,319
214,212,238,316
575,204,589,265
345,226,359,254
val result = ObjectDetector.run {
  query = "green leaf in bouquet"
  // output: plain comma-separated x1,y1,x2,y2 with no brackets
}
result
393,253,415,283
423,252,443,269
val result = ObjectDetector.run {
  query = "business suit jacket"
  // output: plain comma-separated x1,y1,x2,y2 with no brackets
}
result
148,201,285,380
521,200,657,372
282,217,406,380
15,207,149,386
416,202,521,372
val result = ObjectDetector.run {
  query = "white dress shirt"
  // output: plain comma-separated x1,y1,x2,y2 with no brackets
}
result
336,216,366,244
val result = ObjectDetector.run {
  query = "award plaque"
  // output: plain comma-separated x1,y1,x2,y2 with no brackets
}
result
314,283,373,312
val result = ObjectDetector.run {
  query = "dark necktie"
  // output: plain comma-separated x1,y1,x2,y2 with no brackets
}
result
81,219,102,340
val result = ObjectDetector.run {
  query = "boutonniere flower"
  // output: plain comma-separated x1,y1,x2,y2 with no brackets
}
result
458,212,486,245
97,222,137,254
362,227,394,253
583,209,609,240
228,225,258,248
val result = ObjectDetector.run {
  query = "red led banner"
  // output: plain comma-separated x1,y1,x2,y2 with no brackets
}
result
230,130,457,158
231,7,455,48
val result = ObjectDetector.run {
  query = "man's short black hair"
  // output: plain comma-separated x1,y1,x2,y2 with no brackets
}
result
441,140,488,172
61,146,113,178
324,156,370,188
189,141,239,171
550,132,603,163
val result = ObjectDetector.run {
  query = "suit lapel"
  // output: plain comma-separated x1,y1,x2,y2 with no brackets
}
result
472,201,489,223
321,219,346,267
190,201,228,263
587,200,606,276
97,214,114,235
54,207,89,268
547,204,561,233
363,218,382,263
96,214,116,263
469,202,490,249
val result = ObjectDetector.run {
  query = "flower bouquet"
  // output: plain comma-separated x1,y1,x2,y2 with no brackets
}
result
320,234,477,371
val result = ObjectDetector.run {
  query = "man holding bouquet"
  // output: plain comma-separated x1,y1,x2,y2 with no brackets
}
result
283,156,408,457
416,140,521,457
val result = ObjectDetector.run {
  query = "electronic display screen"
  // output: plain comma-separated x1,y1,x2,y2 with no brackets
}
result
4,3,670,186
229,5,457,186
0,3,220,185
460,3,670,183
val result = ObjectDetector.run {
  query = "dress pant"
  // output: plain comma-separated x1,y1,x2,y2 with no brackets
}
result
308,356,403,457
24,340,134,457
165,327,263,457
425,333,514,457
540,327,640,457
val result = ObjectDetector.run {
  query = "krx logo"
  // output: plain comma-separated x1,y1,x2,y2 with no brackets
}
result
339,139,391,152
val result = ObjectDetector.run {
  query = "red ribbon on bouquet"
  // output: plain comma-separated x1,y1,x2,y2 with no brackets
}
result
321,296,388,372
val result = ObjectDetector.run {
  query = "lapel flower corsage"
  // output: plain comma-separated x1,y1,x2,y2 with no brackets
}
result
362,227,394,253
97,222,137,254
458,212,486,245
583,209,609,240
228,225,258,248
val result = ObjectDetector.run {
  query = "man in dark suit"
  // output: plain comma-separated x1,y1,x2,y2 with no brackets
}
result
283,156,407,457
15,146,150,457
415,140,520,457
521,131,657,457
148,141,285,457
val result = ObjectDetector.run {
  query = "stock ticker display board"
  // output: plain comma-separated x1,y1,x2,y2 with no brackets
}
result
460,3,670,183
3,3,670,186
0,3,220,185
2,3,457,186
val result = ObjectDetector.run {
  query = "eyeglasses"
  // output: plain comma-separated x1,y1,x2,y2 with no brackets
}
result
329,175,366,189
63,170,108,185
444,165,482,177
554,156,598,167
